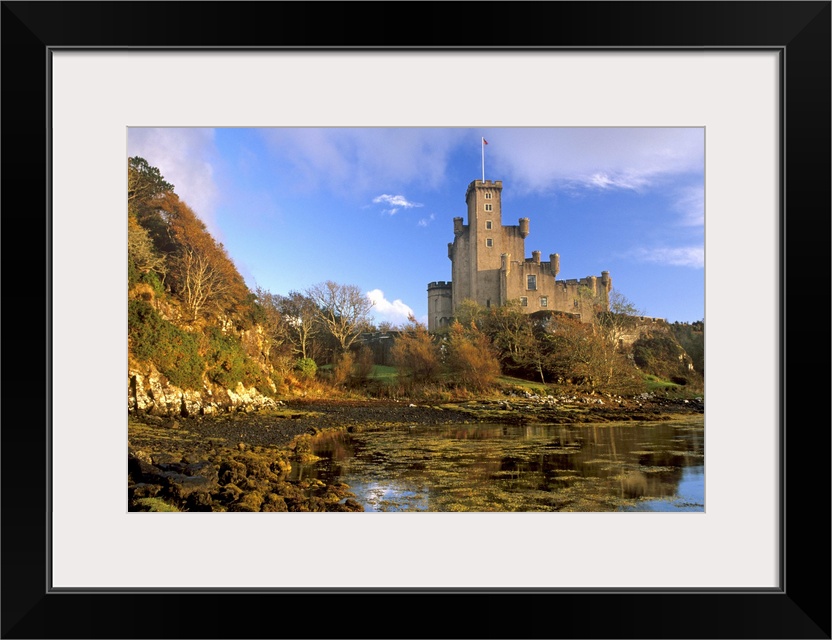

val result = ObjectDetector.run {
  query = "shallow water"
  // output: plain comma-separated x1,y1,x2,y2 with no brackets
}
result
292,417,704,512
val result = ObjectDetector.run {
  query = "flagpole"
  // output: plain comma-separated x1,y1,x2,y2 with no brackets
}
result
481,137,485,182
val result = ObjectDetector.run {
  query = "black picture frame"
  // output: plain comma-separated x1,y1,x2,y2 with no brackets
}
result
2,2,829,638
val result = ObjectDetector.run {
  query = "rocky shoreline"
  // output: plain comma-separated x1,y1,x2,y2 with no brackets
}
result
128,392,704,513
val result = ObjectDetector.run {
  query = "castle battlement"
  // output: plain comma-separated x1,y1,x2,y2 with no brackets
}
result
465,179,503,201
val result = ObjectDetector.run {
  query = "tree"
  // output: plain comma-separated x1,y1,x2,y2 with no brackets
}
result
128,156,174,213
538,315,605,386
157,193,248,320
177,247,233,321
306,281,374,354
538,314,641,392
669,320,704,375
128,215,166,279
128,157,176,255
277,290,320,359
453,298,487,330
445,321,501,391
247,286,293,367
597,289,644,348
482,302,536,374
127,157,172,287
391,315,441,383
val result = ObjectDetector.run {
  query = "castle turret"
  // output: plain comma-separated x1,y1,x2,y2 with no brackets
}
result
519,218,530,238
427,281,453,332
550,253,560,278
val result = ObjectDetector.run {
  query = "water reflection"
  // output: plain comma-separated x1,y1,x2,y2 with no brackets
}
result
292,419,704,512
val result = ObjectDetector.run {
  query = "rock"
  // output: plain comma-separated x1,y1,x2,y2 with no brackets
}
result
185,491,214,512
219,460,247,485
218,483,244,505
151,452,181,465
166,474,215,500
340,498,364,512
230,491,264,512
128,364,281,418
184,461,217,483
129,483,162,500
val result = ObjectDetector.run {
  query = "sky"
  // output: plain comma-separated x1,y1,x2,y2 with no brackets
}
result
128,127,704,326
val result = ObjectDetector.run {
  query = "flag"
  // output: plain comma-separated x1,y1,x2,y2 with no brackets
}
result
482,138,489,145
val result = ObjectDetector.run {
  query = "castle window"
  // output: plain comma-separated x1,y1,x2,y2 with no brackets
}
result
574,299,579,308
485,220,493,230
486,238,493,247
484,203,493,212
527,275,537,290
540,296,548,307
520,296,528,307
485,192,492,199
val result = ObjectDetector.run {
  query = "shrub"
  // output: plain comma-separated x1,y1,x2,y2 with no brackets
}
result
445,322,500,391
203,325,277,395
633,332,689,380
204,326,249,388
128,300,204,389
294,357,318,381
351,345,375,382
133,497,180,512
128,256,139,289
391,319,441,382
139,269,165,299
332,351,354,387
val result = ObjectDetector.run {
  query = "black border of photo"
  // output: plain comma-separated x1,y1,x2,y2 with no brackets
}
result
2,2,829,638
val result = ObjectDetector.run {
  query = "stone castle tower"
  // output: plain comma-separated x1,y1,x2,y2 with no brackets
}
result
427,179,611,332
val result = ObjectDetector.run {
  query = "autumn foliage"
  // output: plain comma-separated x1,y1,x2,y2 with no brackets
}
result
391,316,441,383
444,321,501,391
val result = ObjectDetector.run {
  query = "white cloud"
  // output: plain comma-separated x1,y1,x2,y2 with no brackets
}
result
587,171,650,191
127,128,221,236
372,194,423,216
484,127,704,195
418,213,436,227
259,128,467,195
632,246,704,268
673,184,705,227
366,289,415,326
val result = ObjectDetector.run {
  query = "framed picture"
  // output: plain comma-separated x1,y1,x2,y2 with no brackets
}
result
3,2,829,638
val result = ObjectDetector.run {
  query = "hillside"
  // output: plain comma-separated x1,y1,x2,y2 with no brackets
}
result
128,157,289,416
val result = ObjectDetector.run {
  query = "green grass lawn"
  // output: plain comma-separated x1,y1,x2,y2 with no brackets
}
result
642,373,703,398
368,365,398,379
495,375,549,396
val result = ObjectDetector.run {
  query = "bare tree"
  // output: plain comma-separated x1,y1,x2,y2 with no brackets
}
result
179,247,231,321
306,281,374,353
277,290,320,359
598,289,644,349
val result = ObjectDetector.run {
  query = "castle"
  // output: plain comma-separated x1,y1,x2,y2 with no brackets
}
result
427,179,611,332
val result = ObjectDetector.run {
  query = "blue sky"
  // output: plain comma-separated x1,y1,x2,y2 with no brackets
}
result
128,127,704,325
